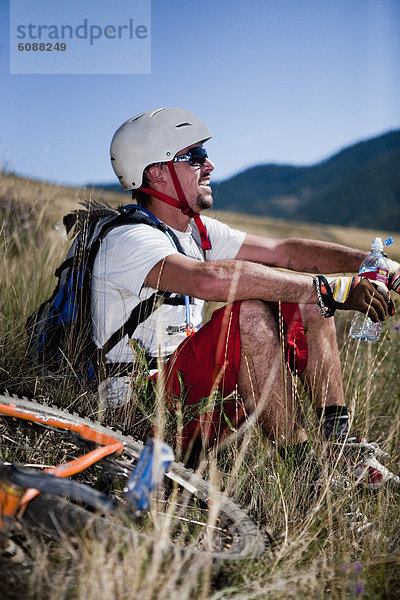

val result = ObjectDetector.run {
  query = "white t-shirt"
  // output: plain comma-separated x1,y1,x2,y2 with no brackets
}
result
91,213,246,364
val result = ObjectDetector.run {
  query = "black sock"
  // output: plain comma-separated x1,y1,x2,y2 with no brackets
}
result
316,405,350,441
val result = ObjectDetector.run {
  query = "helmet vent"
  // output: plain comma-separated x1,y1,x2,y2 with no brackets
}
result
150,108,165,117
128,112,145,123
175,122,192,128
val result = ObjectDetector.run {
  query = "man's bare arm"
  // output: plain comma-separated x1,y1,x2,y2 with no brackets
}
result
145,253,316,304
144,253,388,322
236,233,368,274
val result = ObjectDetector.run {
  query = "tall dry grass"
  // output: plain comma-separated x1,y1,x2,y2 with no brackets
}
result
1,171,400,599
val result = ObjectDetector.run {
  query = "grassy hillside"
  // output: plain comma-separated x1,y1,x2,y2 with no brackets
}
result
1,172,400,599
2,171,399,261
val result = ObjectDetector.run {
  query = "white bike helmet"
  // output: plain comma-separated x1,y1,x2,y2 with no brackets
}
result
110,107,212,190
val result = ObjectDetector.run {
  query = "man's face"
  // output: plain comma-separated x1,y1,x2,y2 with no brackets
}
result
151,143,214,213
173,144,214,212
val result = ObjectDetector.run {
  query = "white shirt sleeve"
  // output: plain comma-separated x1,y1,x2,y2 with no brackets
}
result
200,215,246,261
96,223,179,297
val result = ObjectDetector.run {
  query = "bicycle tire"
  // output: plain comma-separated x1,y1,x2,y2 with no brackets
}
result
2,463,118,512
0,393,267,561
21,493,127,539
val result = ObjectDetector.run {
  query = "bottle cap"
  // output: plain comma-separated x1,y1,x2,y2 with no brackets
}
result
371,237,384,251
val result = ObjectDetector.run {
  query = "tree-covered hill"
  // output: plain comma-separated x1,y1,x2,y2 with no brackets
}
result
211,130,400,231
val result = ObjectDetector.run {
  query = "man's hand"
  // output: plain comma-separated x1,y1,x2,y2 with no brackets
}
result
341,278,390,322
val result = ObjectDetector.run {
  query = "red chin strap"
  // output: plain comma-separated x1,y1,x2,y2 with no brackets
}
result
139,162,210,251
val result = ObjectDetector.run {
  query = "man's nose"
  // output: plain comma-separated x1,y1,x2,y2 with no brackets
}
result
202,158,214,172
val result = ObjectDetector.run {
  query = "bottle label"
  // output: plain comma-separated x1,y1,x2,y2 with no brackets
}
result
359,266,389,285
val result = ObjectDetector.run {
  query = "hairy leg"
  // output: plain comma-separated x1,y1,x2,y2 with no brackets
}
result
238,300,308,446
299,304,345,409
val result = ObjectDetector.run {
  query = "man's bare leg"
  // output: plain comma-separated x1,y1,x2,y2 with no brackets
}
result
237,300,350,443
299,303,352,443
237,300,308,447
299,303,346,410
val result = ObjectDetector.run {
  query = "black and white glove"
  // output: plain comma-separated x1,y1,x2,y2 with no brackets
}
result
315,275,394,321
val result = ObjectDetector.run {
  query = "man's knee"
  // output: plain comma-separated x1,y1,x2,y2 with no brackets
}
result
239,299,280,352
239,299,276,328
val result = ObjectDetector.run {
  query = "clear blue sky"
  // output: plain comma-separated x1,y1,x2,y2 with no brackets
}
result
1,0,399,186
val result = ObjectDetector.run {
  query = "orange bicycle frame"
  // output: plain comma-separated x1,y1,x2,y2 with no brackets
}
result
0,402,124,526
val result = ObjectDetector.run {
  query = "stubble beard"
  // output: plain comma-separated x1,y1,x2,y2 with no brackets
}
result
196,191,213,211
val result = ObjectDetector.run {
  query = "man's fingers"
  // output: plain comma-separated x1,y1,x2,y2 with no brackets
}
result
373,282,395,316
368,296,386,323
342,278,389,321
370,286,388,321
355,296,381,323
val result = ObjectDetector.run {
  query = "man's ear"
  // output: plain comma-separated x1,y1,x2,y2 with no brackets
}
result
146,165,167,186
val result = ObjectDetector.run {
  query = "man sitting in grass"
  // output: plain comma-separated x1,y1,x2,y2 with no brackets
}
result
92,107,400,490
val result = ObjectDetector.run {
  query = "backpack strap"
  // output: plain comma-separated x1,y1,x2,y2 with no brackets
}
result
100,291,162,357
191,220,211,259
96,205,192,361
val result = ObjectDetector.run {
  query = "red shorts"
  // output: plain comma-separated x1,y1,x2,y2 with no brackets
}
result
160,301,308,452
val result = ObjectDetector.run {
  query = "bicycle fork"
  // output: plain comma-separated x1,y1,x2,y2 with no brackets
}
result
0,471,26,532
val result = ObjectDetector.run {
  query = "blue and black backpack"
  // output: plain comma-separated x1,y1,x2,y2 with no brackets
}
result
26,201,187,386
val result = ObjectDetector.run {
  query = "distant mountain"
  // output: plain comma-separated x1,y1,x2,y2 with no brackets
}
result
92,130,400,231
211,130,400,231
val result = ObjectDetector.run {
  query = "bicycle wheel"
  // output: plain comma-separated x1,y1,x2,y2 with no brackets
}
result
0,393,267,561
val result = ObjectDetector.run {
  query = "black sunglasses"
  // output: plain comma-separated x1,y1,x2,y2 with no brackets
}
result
172,146,208,167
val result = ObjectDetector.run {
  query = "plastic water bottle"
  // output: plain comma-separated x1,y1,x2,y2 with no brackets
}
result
349,238,390,342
